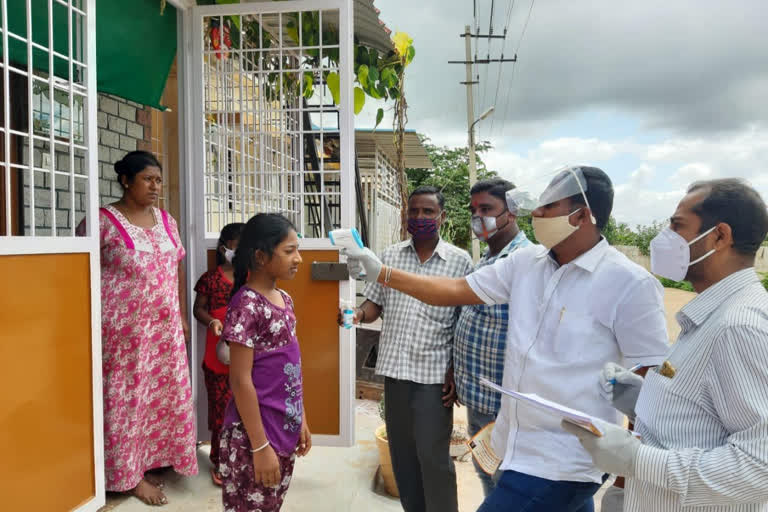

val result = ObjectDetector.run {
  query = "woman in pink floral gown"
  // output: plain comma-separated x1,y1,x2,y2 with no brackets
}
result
81,151,198,505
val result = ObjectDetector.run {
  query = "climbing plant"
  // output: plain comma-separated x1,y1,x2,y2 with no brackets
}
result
202,7,415,130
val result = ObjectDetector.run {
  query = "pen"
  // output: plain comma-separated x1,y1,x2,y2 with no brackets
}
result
610,363,644,385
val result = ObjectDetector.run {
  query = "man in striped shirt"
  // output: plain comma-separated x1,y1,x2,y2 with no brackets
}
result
566,178,768,511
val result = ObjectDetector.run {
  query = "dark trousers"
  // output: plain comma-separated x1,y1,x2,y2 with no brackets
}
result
384,377,458,512
477,470,603,512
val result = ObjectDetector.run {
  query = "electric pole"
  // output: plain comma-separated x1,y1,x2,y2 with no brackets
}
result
449,25,516,261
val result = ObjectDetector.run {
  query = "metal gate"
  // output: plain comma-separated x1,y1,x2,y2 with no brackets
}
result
189,0,356,446
0,0,104,509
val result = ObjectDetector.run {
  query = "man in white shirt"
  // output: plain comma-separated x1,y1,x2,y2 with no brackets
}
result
566,178,768,512
344,166,670,512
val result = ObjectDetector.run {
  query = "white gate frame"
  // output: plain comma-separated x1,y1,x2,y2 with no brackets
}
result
184,0,356,447
0,0,104,509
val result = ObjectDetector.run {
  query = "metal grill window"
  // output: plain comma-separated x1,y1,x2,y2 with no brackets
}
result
201,10,343,238
1,0,91,237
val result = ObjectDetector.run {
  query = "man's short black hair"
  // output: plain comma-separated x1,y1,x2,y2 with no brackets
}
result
409,185,445,210
568,166,614,230
470,178,515,203
687,178,768,256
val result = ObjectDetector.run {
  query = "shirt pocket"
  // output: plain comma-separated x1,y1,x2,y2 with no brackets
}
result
553,310,595,361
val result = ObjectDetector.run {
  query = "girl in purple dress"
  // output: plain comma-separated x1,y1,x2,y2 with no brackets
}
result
219,213,311,512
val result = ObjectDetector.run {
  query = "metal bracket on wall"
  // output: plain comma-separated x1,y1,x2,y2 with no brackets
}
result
311,262,350,281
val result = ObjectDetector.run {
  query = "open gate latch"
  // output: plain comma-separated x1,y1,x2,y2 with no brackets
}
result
311,262,350,281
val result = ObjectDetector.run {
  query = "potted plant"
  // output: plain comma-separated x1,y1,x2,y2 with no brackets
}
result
375,395,399,497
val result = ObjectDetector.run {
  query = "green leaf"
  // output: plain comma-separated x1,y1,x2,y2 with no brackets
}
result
326,72,340,105
368,66,380,84
406,46,416,65
228,15,240,31
374,108,384,129
364,83,382,100
303,72,314,99
388,86,400,99
357,64,369,88
354,87,365,114
376,81,387,98
357,45,369,66
381,68,396,88
286,21,299,45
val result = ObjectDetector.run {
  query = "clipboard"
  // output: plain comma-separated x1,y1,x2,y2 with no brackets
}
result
479,377,605,437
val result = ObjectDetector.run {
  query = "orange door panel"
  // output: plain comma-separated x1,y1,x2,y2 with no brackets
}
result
0,253,95,510
279,250,341,436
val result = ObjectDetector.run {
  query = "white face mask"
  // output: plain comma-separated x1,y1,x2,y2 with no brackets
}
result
471,213,507,241
223,247,235,264
532,209,582,249
650,226,716,282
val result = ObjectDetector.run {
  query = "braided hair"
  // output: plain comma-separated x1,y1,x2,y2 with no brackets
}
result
216,222,245,266
231,213,297,298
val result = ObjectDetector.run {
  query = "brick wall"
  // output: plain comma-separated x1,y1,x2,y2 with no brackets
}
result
97,94,153,205
20,94,152,234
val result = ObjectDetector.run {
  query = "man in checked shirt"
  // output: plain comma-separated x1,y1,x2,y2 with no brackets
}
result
349,185,473,512
567,178,768,511
454,178,531,497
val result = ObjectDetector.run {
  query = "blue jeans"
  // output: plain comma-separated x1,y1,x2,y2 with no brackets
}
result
466,407,500,497
477,470,602,512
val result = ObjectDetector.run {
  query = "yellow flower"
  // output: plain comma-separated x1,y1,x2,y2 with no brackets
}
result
393,31,413,57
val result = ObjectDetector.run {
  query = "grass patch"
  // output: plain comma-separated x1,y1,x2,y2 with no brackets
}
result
657,277,695,292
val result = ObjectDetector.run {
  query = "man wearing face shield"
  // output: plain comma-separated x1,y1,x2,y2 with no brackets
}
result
342,166,670,512
564,179,768,512
455,178,531,497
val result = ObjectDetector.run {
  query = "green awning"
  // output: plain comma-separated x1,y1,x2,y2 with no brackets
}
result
6,0,177,110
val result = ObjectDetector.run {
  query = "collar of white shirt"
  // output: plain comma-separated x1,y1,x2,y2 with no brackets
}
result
678,267,759,327
536,237,611,273
401,237,451,261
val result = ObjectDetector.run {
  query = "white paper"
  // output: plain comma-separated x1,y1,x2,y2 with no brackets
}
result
479,377,604,436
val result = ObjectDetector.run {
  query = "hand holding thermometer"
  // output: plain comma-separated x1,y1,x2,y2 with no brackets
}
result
329,228,366,278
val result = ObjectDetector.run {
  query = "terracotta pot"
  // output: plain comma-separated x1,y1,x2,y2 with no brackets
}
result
375,424,399,497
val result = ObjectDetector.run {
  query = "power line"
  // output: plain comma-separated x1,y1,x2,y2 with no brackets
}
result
516,0,536,53
489,0,516,135
500,0,535,138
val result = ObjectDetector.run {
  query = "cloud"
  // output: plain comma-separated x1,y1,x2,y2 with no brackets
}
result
373,0,768,136
467,124,768,226
630,164,655,186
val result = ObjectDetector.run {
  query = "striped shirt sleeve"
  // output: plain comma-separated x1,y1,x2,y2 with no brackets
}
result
635,322,768,506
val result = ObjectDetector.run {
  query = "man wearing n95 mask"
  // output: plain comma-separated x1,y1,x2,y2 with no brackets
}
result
567,179,768,512
342,166,670,512
456,178,531,497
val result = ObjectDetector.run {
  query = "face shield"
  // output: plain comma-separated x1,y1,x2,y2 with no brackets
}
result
505,166,596,224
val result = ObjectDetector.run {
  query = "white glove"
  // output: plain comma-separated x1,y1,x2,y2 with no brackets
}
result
340,246,382,283
561,418,641,477
599,362,644,420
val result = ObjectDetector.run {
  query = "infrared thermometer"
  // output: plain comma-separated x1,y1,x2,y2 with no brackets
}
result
329,227,366,278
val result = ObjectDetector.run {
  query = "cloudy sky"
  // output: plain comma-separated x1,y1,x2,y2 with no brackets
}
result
358,0,768,227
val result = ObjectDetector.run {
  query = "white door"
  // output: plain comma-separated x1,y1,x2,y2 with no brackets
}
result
187,0,356,446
